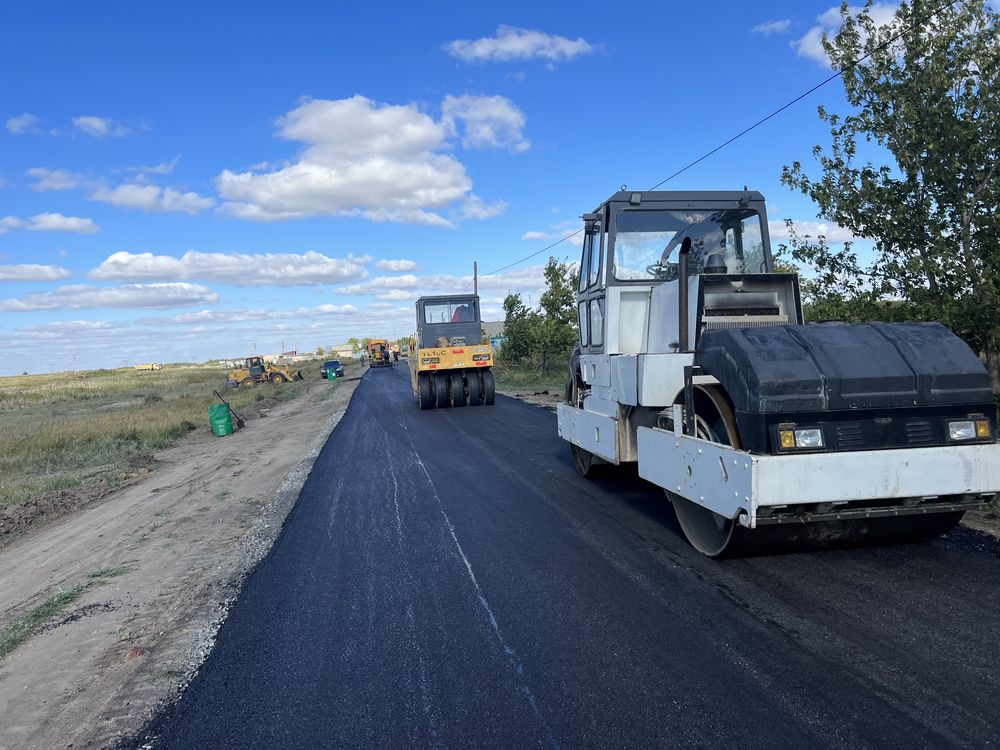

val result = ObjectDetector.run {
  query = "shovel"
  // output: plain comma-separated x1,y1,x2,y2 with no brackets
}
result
213,389,246,429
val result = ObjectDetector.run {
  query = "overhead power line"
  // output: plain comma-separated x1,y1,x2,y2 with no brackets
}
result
473,0,960,281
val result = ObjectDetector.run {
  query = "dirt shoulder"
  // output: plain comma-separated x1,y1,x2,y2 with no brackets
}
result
0,375,359,749
498,387,561,412
501,390,1000,541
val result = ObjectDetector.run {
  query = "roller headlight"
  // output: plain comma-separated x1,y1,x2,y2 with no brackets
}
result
794,428,824,448
777,427,825,451
948,420,976,441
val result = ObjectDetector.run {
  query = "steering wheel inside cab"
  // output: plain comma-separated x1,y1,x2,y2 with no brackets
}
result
645,260,679,280
646,233,686,280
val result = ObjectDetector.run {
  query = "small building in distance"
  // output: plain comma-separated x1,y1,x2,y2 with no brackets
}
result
483,321,505,350
328,344,356,358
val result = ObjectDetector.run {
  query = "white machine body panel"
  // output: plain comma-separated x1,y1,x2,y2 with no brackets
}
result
637,426,1000,527
637,353,692,407
557,402,621,464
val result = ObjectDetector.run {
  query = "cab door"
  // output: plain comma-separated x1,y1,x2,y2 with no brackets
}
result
578,215,606,355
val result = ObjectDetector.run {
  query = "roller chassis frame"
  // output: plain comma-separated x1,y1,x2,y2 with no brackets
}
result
558,398,997,526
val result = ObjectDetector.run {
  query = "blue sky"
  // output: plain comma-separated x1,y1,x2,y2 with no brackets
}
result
0,1,887,374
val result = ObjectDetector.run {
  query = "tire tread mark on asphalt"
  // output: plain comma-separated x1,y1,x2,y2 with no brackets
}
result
431,394,995,747
382,428,439,743
400,415,562,750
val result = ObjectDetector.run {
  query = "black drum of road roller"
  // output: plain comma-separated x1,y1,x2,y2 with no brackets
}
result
697,322,994,452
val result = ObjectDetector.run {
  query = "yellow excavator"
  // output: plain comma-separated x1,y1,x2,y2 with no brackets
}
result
226,356,303,388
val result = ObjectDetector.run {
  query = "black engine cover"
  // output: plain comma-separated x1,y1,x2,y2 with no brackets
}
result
697,322,994,452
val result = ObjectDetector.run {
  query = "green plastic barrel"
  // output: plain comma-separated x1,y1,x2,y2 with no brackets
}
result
208,403,233,436
327,370,337,381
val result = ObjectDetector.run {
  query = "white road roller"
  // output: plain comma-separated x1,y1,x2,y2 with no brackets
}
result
558,190,1000,556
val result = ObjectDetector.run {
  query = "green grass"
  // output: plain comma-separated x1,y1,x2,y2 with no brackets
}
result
0,361,322,511
0,564,135,659
492,359,568,393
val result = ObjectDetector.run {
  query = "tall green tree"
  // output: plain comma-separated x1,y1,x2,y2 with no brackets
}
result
499,292,539,364
535,257,578,374
781,0,1000,387
497,257,578,374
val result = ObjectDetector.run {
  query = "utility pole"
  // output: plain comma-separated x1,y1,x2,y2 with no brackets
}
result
473,261,478,295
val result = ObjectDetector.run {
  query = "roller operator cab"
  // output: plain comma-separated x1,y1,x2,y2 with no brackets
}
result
410,294,495,409
557,190,1000,556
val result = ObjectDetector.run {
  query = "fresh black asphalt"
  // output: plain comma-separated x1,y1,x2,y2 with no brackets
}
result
150,365,1000,748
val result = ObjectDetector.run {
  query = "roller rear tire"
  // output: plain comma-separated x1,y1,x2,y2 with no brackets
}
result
482,370,495,406
418,373,434,410
450,372,467,407
434,374,449,408
467,372,483,405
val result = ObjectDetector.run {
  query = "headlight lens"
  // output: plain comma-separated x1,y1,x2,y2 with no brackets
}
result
948,420,976,441
794,428,824,448
777,427,824,450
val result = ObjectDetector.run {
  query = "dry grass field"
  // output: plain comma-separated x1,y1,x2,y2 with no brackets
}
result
0,362,319,514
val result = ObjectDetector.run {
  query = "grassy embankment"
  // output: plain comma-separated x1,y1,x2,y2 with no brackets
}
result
492,358,568,395
0,362,322,512
0,564,134,659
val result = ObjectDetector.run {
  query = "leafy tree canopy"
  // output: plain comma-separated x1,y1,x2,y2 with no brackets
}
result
781,0,1000,384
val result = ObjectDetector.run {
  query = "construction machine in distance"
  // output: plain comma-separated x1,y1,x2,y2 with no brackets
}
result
558,189,1000,557
410,294,495,409
367,339,392,367
226,356,303,388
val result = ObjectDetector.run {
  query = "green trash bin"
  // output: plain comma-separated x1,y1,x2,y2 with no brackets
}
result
326,370,337,381
208,402,233,436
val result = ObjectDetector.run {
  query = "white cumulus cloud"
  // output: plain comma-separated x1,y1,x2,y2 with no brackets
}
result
0,263,72,281
215,94,520,225
333,265,549,305
795,4,898,65
0,213,99,234
442,94,530,152
458,195,507,220
752,19,792,35
444,25,594,63
90,183,214,214
127,155,180,175
27,167,85,191
6,113,41,134
0,216,23,234
375,259,418,272
20,320,117,336
72,115,131,138
88,250,370,286
335,274,423,296
520,220,585,249
26,212,100,234
144,303,358,326
769,219,866,244
0,282,219,311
